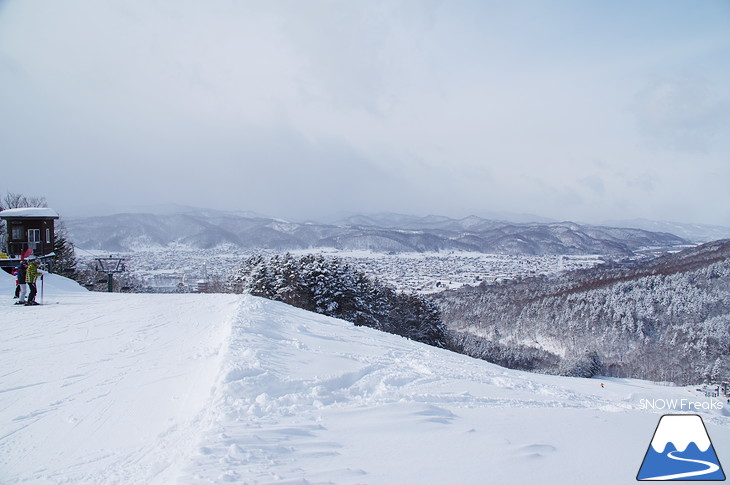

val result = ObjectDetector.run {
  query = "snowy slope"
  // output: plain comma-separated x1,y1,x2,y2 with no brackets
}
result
1,273,728,484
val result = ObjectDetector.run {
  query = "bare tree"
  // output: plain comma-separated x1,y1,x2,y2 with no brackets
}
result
1,192,49,243
1,192,48,210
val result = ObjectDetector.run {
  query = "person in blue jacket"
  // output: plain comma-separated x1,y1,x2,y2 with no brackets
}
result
14,260,29,305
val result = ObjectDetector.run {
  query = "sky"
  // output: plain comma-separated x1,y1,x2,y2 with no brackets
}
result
0,0,729,225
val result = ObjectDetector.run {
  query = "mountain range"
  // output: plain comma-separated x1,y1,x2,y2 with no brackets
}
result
601,218,730,243
64,208,693,256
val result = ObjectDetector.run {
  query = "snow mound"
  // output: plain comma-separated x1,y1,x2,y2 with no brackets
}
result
0,270,87,294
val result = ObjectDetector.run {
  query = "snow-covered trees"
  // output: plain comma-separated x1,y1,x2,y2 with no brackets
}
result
52,223,77,274
558,351,602,378
437,240,730,384
447,331,560,372
230,253,448,348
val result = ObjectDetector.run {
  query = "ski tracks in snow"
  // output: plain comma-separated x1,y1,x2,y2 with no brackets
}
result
178,296,635,484
0,292,238,485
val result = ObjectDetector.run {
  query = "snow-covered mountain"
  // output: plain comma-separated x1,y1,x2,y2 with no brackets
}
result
64,208,689,256
603,218,730,243
1,272,728,484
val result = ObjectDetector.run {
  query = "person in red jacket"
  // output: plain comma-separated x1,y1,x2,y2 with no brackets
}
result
12,265,20,299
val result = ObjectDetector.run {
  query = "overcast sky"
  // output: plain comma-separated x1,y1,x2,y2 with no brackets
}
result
1,0,728,225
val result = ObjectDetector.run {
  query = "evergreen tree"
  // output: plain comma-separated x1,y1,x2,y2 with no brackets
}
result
53,222,77,274
230,253,448,348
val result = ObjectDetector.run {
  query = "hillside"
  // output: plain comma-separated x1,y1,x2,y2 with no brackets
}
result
1,272,729,484
436,240,730,384
64,209,689,256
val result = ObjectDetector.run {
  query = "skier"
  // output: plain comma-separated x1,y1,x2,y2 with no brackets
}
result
25,257,43,306
15,260,29,305
12,265,20,299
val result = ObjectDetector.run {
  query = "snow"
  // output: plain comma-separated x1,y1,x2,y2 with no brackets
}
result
0,208,59,219
1,272,728,484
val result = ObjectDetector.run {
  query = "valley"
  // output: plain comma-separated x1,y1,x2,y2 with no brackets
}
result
75,246,606,294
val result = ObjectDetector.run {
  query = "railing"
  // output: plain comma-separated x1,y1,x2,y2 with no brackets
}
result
6,242,51,258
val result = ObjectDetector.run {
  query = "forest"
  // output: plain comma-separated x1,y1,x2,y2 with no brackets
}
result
436,240,730,384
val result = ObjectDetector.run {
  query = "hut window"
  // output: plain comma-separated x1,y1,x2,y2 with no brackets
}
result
46,228,51,243
11,226,23,240
28,229,41,248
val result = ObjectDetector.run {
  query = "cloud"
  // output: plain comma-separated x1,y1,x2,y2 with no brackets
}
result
631,75,730,152
0,0,729,225
578,176,606,196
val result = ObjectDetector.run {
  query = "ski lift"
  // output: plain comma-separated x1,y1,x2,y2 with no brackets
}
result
96,255,128,292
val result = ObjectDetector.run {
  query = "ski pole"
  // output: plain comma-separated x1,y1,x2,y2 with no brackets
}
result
41,275,44,305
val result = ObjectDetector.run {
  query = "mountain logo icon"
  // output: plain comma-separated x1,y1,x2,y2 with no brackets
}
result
637,414,726,481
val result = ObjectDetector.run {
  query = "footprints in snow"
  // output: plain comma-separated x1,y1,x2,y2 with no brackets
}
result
512,443,558,460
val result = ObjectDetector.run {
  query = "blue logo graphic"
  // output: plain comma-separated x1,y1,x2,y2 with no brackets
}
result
637,414,725,481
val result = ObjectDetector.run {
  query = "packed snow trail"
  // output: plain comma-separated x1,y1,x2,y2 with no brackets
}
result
0,275,239,484
1,273,729,484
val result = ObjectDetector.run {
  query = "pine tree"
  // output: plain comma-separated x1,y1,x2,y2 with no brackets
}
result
230,253,448,348
53,222,77,274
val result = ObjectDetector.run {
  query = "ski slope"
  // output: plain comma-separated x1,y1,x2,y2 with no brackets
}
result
1,273,728,484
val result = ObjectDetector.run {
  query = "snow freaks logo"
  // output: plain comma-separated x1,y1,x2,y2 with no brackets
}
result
637,414,726,481
639,398,725,412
